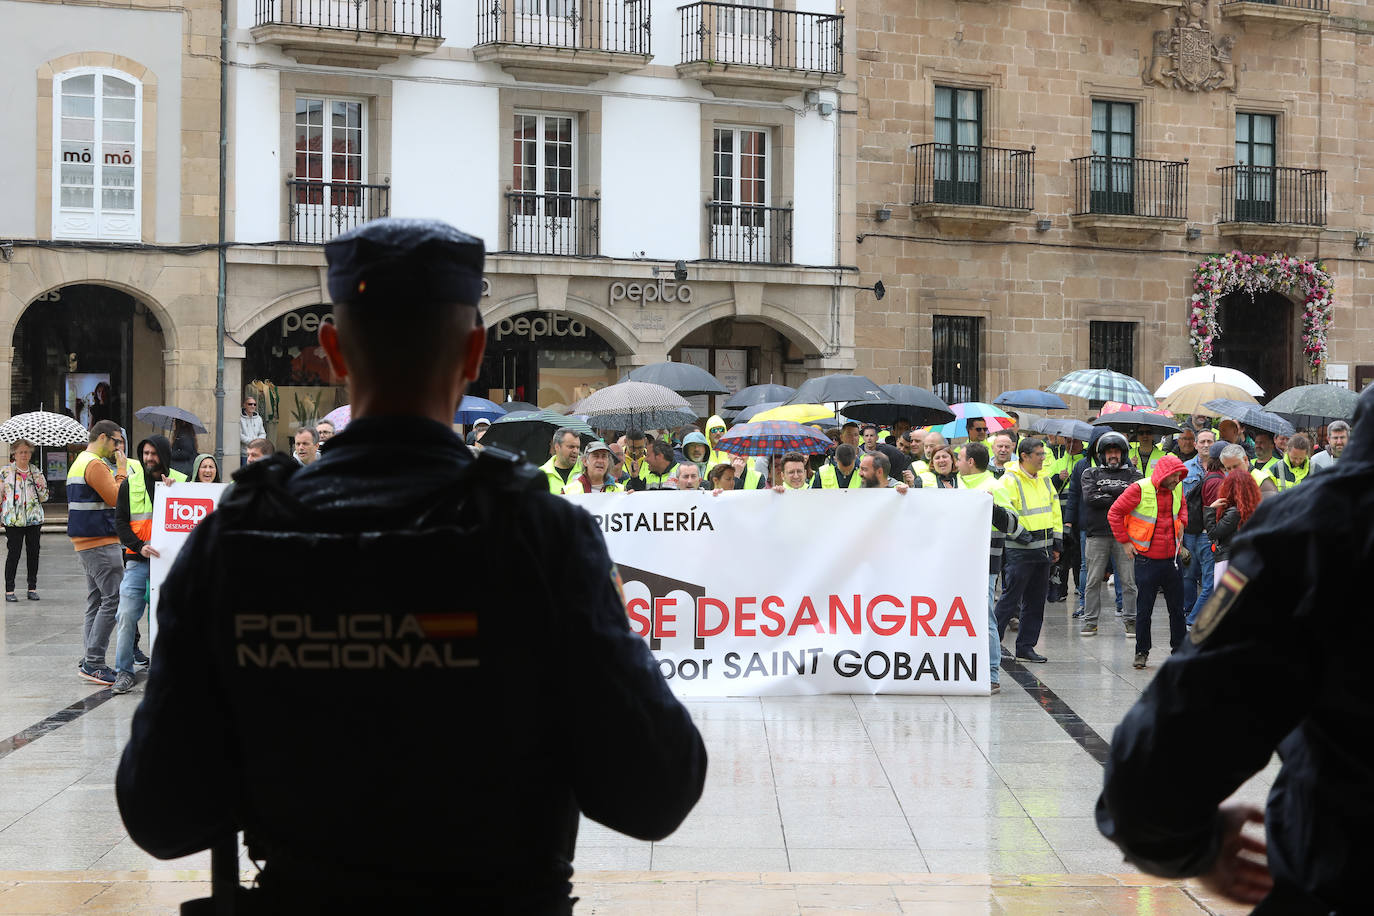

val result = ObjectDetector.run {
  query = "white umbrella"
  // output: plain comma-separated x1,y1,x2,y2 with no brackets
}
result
0,411,90,447
1154,366,1264,399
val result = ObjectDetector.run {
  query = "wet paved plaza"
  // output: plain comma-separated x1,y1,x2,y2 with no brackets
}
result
0,537,1269,913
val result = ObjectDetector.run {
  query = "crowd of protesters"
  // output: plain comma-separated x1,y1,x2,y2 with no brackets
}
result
490,406,1350,687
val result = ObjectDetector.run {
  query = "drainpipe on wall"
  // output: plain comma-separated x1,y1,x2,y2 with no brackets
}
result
213,0,229,463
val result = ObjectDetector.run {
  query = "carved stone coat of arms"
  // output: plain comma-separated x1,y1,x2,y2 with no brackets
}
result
1143,0,1237,93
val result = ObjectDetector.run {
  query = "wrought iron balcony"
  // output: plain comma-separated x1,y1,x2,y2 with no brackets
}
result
1218,165,1326,227
678,3,843,100
1071,156,1188,219
253,0,443,66
287,179,390,244
913,143,1035,210
1222,0,1329,24
706,202,792,264
505,192,600,256
474,1,652,84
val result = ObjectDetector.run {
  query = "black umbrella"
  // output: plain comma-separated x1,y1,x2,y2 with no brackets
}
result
135,405,208,434
625,361,729,397
1091,410,1181,434
1201,399,1296,437
481,409,596,463
843,384,955,427
1262,384,1359,427
499,400,539,413
787,374,892,407
1042,419,1096,441
723,384,797,411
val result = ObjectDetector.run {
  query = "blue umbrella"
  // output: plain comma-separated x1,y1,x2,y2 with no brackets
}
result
454,396,507,425
994,389,1069,410
733,401,787,423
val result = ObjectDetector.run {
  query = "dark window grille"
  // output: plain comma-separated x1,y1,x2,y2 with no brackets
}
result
1090,321,1136,378
1222,0,1328,10
476,0,650,53
679,2,844,73
286,179,389,243
932,316,980,404
255,0,441,37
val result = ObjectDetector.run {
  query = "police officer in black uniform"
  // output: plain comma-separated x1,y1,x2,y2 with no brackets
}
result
1097,384,1372,914
117,219,707,913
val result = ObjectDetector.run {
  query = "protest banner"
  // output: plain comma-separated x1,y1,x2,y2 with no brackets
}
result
568,488,992,697
148,482,226,647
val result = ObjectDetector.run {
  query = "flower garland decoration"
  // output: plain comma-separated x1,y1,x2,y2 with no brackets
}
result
1190,251,1334,369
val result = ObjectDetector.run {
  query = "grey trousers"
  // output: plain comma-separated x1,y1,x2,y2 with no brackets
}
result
1083,536,1137,626
77,543,124,667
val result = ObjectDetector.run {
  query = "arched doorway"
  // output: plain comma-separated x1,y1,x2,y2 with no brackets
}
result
670,317,810,418
477,311,620,410
1213,291,1295,400
241,303,348,454
10,284,165,500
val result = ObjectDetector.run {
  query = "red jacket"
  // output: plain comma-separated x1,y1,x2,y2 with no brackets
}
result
1108,454,1189,559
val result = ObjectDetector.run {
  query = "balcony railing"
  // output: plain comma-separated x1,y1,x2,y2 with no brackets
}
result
1071,156,1188,219
1223,0,1328,11
679,2,843,73
477,0,650,53
255,0,441,36
912,143,1035,210
1218,165,1326,226
287,180,390,244
505,192,600,256
706,202,792,264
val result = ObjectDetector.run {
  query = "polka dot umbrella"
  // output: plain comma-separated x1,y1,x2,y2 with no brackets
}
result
0,411,90,447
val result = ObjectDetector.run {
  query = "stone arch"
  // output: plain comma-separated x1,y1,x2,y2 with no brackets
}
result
481,293,640,358
662,298,829,355
6,275,179,353
229,284,328,343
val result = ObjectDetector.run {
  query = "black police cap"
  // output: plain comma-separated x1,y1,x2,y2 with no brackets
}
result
325,218,484,308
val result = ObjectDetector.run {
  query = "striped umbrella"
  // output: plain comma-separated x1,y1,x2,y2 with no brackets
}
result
1048,369,1156,407
717,420,833,457
1201,399,1296,437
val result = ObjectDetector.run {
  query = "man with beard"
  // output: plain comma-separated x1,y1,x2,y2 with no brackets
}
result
111,436,180,692
1077,432,1140,637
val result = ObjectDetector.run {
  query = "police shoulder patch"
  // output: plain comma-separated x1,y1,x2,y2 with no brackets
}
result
1190,566,1250,645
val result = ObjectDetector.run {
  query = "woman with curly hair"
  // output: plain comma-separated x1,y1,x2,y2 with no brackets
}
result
1205,464,1262,588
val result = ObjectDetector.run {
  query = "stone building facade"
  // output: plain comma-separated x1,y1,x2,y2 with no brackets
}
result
0,0,224,461
852,0,1374,403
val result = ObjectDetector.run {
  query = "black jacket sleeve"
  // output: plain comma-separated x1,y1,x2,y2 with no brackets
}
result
1205,506,1239,546
555,508,706,841
117,518,238,858
1097,539,1319,878
115,478,152,556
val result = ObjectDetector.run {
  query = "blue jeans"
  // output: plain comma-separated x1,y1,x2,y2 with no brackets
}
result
988,574,1000,685
1078,529,1123,612
1181,531,1215,625
1134,555,1186,656
114,558,150,675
